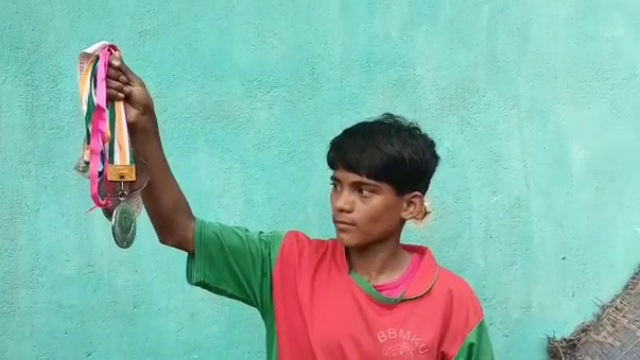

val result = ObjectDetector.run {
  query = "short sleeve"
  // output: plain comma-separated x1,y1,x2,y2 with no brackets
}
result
186,218,286,313
453,320,495,360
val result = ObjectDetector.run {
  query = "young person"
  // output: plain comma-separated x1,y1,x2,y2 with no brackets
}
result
105,53,494,360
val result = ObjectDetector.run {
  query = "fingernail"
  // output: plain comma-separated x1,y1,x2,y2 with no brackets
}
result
120,76,128,83
110,59,121,66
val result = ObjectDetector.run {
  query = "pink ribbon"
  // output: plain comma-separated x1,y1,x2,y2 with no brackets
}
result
88,44,119,209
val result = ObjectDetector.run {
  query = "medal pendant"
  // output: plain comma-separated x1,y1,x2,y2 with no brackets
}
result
110,182,137,249
112,200,136,249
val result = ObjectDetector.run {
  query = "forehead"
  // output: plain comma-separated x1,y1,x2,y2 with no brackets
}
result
331,169,390,189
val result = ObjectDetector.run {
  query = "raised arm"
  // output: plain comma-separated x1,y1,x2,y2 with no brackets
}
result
106,53,195,253
105,53,285,313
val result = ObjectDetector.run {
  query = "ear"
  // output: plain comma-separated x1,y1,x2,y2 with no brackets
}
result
401,192,425,221
413,198,433,228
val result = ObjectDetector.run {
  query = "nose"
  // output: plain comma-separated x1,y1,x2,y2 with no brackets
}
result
332,190,354,213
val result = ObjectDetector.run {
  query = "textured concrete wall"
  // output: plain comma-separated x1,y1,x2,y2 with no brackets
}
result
2,0,640,359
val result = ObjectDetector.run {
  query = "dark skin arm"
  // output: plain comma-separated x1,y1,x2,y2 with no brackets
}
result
106,52,195,253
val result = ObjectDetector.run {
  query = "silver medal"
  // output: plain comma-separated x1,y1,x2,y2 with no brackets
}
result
111,182,137,249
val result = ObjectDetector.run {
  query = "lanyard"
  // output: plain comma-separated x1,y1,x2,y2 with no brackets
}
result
79,44,137,209
76,41,139,249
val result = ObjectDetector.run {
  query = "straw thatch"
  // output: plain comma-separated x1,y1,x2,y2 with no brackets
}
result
547,265,640,360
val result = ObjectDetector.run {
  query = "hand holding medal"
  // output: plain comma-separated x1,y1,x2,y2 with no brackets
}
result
75,42,153,249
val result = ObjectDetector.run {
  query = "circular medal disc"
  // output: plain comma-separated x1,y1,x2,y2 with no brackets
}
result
111,202,137,249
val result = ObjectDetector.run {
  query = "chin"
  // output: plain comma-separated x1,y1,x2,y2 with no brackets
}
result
336,233,364,248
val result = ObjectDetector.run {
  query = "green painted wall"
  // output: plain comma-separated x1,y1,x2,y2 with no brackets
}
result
2,0,640,359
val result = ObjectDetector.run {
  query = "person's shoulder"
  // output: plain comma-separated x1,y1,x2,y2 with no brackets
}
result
429,264,491,357
273,231,340,276
434,265,484,317
279,230,337,257
437,266,480,297
434,265,484,325
283,230,334,246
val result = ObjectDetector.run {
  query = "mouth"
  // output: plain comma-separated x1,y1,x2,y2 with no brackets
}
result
333,219,356,228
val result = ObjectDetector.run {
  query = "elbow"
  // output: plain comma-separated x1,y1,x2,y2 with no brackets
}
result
158,215,195,253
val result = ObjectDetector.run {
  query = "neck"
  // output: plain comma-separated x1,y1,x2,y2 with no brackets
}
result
346,238,412,285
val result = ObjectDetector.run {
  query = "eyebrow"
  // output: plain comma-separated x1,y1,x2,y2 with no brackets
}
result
330,175,380,188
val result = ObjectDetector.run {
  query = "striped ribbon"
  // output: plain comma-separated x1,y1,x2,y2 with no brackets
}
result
77,43,136,209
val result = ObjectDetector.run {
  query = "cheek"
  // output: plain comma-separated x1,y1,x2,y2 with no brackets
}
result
359,199,402,229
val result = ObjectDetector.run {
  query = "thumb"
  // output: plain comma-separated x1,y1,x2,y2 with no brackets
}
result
110,54,139,83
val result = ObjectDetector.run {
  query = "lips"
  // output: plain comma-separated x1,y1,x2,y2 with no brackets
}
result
333,219,356,227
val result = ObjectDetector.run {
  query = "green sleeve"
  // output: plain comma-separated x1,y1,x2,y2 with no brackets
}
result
185,218,285,313
454,320,495,360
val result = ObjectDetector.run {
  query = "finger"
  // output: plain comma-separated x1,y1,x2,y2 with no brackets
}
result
121,85,133,96
107,66,127,83
107,89,125,101
107,79,125,92
109,57,137,80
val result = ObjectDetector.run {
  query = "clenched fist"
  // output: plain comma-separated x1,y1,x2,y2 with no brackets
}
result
106,52,157,135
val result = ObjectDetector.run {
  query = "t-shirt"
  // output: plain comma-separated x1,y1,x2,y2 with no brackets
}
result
186,219,494,360
373,253,422,298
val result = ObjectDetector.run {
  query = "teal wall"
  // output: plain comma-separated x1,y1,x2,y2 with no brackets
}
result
2,0,640,359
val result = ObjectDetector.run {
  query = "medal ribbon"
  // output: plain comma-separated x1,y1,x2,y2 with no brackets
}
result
79,44,136,209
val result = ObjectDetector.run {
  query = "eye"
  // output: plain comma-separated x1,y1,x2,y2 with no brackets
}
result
357,188,373,198
330,181,340,191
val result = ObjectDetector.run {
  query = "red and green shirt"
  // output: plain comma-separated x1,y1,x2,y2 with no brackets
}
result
186,219,494,360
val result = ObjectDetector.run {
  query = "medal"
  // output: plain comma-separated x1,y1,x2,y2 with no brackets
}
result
111,182,137,249
96,162,147,249
99,160,147,222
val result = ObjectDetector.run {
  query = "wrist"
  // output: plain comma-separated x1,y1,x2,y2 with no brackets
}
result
130,110,159,135
131,124,162,156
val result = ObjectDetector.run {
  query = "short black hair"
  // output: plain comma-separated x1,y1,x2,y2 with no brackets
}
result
327,113,440,195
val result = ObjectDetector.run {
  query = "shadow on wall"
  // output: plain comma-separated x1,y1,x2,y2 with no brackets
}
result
547,265,640,360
